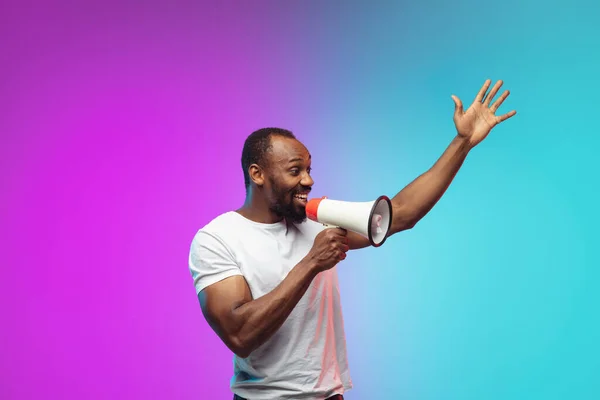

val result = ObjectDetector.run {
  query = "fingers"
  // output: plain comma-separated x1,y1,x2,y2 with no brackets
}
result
490,90,510,112
451,95,463,119
322,228,349,262
327,240,348,262
339,231,349,247
332,230,349,246
329,228,347,240
483,80,503,106
475,79,492,103
338,244,349,260
333,233,349,260
496,110,517,123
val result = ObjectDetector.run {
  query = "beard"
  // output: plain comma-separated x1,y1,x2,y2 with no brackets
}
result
268,179,307,224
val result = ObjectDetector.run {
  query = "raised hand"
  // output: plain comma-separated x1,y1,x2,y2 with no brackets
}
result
451,79,517,148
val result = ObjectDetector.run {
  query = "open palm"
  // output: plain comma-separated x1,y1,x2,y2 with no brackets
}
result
451,79,517,148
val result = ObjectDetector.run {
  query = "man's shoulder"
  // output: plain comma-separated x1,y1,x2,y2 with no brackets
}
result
198,211,239,233
189,211,241,246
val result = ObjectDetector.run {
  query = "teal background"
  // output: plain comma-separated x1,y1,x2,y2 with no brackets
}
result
2,0,598,399
320,2,599,399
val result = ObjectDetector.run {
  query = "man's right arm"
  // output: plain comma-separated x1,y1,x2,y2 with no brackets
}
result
194,227,348,358
199,256,318,358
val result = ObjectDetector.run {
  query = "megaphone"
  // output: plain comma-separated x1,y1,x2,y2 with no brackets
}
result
305,195,393,247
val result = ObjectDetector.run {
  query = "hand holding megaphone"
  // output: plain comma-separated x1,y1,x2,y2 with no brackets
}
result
306,195,393,247
305,227,350,272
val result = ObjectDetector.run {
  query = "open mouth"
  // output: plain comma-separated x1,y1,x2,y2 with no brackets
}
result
293,193,308,206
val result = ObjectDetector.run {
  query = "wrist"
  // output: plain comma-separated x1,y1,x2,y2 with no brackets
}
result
299,256,320,277
454,134,475,152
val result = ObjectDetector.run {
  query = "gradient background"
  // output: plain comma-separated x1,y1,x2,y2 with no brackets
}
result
2,0,598,399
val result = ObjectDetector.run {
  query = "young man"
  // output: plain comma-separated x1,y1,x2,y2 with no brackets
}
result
189,80,516,399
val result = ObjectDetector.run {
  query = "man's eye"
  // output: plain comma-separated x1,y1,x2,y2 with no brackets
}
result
290,168,299,175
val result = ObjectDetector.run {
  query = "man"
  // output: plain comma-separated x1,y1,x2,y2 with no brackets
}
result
189,79,516,399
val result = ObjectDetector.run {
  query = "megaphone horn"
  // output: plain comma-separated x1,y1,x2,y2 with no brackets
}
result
306,195,393,247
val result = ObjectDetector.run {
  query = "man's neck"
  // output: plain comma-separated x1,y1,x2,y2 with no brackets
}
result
236,194,283,224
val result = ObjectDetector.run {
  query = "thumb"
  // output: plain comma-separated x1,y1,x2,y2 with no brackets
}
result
451,95,463,119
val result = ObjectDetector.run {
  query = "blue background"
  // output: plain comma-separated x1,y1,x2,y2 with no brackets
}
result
316,2,599,399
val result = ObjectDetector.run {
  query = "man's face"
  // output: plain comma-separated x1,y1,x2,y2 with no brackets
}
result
263,136,314,224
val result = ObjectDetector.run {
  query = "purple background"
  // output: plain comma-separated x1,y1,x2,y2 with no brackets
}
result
3,2,350,398
1,2,267,398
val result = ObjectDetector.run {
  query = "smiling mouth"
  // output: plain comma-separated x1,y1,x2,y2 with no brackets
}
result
293,193,308,205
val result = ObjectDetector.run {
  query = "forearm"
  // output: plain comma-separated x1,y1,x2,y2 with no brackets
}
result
230,258,318,357
390,135,472,233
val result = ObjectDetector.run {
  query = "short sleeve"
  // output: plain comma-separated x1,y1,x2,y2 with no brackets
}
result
188,230,242,294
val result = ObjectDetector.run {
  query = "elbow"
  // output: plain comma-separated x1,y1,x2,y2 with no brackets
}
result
233,347,252,359
404,219,418,230
392,218,418,233
391,206,419,233
228,335,252,359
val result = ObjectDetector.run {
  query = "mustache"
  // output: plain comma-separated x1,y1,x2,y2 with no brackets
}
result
291,186,311,195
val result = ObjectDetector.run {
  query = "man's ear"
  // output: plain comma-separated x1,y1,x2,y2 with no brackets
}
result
248,164,265,187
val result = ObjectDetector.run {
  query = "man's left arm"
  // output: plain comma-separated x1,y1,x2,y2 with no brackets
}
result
348,79,517,250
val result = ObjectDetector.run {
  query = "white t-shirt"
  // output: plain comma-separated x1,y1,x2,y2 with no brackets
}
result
189,211,353,399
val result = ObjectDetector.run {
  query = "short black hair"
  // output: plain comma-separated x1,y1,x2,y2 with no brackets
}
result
241,127,296,190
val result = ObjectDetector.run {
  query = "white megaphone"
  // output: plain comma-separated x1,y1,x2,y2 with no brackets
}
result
305,195,393,247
